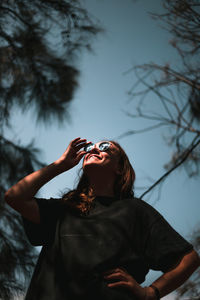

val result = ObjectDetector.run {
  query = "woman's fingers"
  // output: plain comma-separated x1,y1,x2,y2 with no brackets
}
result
70,138,92,163
104,268,135,290
76,151,86,161
104,271,128,282
56,138,90,171
106,281,129,288
71,137,82,144
74,141,87,152
71,138,91,153
104,272,130,289
103,267,145,298
72,137,86,145
103,267,128,276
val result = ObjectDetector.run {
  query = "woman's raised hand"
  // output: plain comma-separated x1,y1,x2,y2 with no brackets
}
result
56,137,89,171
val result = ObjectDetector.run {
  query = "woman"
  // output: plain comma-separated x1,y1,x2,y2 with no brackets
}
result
5,137,200,300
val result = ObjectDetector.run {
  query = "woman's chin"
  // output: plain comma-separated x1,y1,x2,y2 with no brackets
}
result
83,161,100,171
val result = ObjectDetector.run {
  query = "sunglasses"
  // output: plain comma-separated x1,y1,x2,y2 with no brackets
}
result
84,141,111,153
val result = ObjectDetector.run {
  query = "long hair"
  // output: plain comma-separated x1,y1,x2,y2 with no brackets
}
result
61,140,135,214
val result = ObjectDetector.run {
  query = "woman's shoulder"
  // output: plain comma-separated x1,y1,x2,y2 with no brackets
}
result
35,196,63,207
123,196,152,209
34,197,65,220
123,197,163,222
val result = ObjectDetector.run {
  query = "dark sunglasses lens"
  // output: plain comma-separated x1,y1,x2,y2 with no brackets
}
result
99,142,110,151
84,143,94,152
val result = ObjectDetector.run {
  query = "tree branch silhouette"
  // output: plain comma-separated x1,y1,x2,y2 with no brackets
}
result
139,135,200,199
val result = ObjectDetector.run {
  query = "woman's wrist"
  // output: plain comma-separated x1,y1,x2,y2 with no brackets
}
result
54,158,71,173
144,286,159,299
132,286,156,300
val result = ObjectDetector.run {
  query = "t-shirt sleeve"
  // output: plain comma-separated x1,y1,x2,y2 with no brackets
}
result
22,197,63,246
138,200,193,273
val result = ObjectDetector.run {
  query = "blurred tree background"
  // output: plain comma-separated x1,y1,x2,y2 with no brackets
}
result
1,0,200,299
0,0,100,298
124,0,200,298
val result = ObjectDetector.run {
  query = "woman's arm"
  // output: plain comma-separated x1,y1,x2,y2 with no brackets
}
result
4,137,88,224
146,249,200,299
104,249,200,299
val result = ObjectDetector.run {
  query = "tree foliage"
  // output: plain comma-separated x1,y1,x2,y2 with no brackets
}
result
0,1,100,298
123,0,200,198
0,0,101,126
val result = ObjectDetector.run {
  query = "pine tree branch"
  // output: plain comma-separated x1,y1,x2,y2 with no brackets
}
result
0,5,32,27
139,134,200,199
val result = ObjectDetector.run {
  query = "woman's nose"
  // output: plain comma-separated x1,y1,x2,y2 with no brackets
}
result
90,146,100,154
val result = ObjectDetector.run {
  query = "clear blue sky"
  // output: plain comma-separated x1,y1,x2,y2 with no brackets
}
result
6,1,199,299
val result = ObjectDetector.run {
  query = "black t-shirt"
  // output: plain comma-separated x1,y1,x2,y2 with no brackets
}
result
23,196,193,300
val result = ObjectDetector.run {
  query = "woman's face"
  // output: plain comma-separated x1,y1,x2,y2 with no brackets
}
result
82,141,120,177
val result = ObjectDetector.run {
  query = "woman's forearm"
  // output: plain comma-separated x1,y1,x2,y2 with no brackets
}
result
4,138,87,222
5,137,88,203
4,137,88,223
5,160,66,203
146,249,200,299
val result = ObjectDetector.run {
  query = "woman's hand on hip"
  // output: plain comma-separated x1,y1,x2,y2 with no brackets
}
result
103,267,147,299
56,137,89,171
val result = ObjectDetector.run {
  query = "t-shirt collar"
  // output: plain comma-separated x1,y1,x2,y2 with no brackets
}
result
94,195,117,206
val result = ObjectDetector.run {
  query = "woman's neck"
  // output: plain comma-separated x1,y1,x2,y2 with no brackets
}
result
89,177,115,198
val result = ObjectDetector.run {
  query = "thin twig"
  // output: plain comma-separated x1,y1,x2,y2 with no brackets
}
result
139,135,200,199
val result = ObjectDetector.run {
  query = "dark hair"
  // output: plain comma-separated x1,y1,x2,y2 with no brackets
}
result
61,140,135,214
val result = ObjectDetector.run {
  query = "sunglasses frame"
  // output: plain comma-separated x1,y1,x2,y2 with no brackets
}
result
84,141,111,153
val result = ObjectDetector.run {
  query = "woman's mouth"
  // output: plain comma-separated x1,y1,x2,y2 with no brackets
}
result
87,154,101,160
